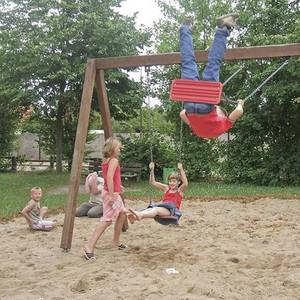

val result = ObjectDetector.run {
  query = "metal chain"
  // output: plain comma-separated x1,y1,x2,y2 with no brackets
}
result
145,66,153,163
221,60,288,103
223,65,244,86
178,102,184,163
244,60,289,101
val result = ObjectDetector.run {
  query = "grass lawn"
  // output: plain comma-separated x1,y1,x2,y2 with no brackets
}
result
1,172,300,220
123,180,300,198
0,171,88,220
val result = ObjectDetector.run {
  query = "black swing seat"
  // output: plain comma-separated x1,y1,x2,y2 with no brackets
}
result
170,79,223,104
146,202,182,226
154,215,180,226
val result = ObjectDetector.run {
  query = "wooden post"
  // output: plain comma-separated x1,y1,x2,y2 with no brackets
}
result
95,69,113,139
95,70,131,231
60,59,96,251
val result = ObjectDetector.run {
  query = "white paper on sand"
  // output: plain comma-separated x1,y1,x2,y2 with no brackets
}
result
165,267,179,274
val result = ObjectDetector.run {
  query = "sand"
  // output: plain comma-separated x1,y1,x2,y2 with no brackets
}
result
1,197,300,300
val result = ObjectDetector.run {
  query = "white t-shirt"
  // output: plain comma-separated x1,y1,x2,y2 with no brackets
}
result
89,176,104,204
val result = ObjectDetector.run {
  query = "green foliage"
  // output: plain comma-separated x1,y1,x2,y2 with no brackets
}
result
0,54,32,158
220,0,300,185
180,130,221,181
0,0,151,167
112,105,175,135
119,131,177,179
153,0,300,185
0,99,18,157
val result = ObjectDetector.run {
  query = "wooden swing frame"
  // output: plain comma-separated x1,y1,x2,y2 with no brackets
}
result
60,43,300,251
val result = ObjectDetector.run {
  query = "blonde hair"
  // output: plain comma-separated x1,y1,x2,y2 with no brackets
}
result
168,172,182,186
31,186,42,194
102,137,121,159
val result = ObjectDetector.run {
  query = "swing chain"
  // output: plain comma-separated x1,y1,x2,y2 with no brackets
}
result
223,65,244,87
222,92,238,104
145,66,154,163
244,60,289,101
222,60,288,103
178,102,184,163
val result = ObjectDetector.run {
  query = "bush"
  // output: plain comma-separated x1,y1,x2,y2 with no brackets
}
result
119,132,177,179
178,130,220,181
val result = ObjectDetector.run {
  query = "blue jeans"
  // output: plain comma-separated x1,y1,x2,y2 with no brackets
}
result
180,25,230,114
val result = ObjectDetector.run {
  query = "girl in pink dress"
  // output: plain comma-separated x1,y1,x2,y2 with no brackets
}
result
83,138,128,260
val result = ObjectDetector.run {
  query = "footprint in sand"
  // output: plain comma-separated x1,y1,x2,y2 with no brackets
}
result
185,220,197,225
71,279,89,293
26,263,35,267
197,210,205,217
94,274,108,281
55,263,67,270
227,257,240,263
127,246,140,252
282,280,298,288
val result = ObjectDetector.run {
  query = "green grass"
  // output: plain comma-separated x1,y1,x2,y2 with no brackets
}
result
1,172,300,220
123,181,300,199
0,171,89,220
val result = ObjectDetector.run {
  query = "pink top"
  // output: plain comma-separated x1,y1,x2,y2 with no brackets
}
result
162,189,183,209
187,108,233,139
101,159,122,193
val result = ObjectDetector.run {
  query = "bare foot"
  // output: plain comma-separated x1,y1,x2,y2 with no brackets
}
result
128,209,142,221
127,213,136,224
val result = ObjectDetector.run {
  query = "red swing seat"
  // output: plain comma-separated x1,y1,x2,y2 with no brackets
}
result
170,79,223,105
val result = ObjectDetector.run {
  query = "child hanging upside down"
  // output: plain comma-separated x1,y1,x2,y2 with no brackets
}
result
128,162,188,224
179,13,244,139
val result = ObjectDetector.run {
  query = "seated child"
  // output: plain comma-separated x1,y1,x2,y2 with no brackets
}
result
21,187,55,231
179,13,244,139
128,162,188,224
76,172,104,218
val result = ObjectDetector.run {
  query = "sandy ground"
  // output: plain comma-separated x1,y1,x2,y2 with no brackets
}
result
1,197,300,300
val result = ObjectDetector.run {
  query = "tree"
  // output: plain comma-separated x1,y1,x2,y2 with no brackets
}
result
0,72,32,161
0,0,151,172
152,0,300,184
0,97,18,158
221,0,300,185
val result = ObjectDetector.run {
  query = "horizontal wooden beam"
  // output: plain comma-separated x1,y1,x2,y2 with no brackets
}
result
94,43,300,70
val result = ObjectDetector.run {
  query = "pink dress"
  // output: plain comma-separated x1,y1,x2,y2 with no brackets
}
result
100,159,125,222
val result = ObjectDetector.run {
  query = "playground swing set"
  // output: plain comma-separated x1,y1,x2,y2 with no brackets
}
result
60,42,300,251
142,59,290,226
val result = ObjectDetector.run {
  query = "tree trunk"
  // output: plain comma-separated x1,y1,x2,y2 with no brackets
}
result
56,99,64,173
50,155,54,170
